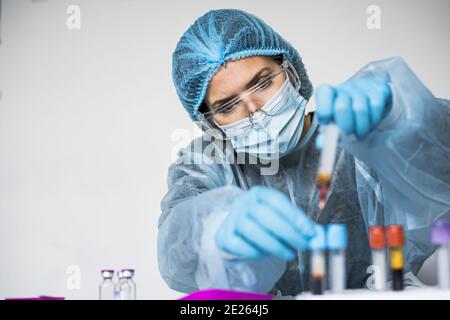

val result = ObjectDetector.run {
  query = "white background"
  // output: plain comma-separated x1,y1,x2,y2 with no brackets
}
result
0,0,448,299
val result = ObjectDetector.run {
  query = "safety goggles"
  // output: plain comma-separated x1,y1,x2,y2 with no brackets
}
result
197,58,302,138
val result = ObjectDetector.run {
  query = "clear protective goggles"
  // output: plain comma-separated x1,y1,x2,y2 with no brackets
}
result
197,58,302,139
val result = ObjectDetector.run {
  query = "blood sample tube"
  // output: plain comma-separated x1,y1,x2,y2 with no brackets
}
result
369,226,387,291
316,124,340,210
431,219,450,289
327,224,347,293
309,225,326,295
386,225,405,291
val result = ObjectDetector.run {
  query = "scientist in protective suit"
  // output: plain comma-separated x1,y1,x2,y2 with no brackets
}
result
157,9,450,295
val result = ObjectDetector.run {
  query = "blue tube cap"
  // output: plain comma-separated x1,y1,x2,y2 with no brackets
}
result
309,225,327,250
327,224,348,250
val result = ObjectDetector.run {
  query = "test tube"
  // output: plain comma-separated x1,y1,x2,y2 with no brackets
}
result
316,124,340,210
386,225,405,291
431,219,450,289
369,226,387,291
327,224,347,293
309,225,326,295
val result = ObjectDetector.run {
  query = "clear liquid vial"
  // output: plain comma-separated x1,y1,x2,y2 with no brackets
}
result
99,269,116,300
118,269,136,300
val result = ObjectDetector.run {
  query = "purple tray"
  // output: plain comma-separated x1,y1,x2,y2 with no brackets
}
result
5,296,65,300
180,289,272,300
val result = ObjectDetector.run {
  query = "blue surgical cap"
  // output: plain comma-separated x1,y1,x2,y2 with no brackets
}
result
172,9,313,121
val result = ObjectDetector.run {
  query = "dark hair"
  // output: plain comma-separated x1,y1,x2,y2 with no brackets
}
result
199,55,284,115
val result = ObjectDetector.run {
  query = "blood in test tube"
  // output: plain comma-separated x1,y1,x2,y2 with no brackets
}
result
309,225,327,295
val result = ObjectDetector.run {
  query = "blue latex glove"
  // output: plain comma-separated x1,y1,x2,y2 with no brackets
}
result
215,186,317,260
315,77,392,139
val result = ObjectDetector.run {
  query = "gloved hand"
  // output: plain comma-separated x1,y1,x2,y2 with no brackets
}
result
315,77,392,138
215,186,317,260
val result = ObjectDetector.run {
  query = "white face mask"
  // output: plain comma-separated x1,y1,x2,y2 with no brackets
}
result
217,79,308,159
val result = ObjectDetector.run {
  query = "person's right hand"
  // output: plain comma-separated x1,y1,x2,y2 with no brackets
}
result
215,186,317,260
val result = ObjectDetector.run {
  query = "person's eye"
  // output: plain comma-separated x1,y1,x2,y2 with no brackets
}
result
256,79,273,91
218,103,237,115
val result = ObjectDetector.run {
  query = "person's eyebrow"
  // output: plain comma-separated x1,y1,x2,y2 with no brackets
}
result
210,66,273,110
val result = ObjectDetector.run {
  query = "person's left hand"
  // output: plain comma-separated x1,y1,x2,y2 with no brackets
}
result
315,78,392,138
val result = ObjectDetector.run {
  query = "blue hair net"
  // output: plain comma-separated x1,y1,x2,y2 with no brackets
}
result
172,9,313,120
